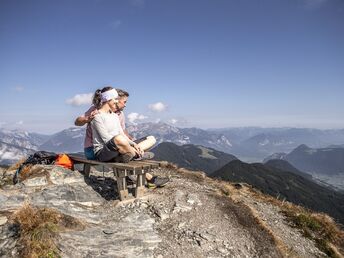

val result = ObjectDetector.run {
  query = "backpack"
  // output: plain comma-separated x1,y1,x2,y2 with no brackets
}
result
55,154,73,170
13,151,57,184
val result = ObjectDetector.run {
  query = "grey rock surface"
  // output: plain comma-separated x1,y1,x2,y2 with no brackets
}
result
0,164,331,258
59,213,160,258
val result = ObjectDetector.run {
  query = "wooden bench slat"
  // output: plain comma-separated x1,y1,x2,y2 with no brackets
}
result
69,156,143,169
69,155,161,169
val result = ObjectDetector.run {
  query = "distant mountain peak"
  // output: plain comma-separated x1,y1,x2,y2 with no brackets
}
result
295,144,311,151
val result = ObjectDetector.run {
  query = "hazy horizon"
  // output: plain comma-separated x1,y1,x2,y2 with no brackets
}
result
1,121,344,135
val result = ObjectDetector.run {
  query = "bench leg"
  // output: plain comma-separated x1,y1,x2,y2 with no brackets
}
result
135,170,146,198
84,164,91,177
114,168,130,201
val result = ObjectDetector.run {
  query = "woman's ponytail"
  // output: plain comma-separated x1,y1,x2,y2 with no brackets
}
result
92,89,102,109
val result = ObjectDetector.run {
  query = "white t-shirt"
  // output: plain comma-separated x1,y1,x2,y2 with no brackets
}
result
91,111,132,153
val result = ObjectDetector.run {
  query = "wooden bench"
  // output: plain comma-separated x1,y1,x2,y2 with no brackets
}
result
68,154,162,201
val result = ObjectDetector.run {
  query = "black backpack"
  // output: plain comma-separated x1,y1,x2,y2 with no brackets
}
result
13,151,57,184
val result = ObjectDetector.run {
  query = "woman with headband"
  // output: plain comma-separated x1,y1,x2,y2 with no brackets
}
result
91,87,146,162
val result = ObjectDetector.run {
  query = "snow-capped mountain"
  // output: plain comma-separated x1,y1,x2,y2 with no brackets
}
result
127,122,233,153
39,127,86,153
0,128,49,150
0,140,35,165
262,152,287,163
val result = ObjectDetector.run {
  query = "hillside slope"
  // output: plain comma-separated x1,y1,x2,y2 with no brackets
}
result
264,159,312,179
211,160,344,225
151,142,237,174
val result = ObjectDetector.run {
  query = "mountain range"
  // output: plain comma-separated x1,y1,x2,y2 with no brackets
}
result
1,123,344,165
264,144,344,190
212,127,344,161
285,144,344,176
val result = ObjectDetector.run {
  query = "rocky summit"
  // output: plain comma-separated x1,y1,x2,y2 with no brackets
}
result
0,163,342,258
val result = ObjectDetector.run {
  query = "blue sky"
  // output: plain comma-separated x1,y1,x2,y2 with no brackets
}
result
0,0,343,134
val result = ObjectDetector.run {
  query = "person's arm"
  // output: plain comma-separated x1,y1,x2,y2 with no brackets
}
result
122,130,135,146
74,106,97,126
124,129,134,140
74,116,90,126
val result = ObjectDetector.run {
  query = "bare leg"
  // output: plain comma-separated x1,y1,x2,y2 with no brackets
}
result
146,173,153,180
137,136,156,151
113,135,136,156
136,136,156,181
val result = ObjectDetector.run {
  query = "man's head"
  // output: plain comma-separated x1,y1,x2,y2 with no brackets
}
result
115,89,129,112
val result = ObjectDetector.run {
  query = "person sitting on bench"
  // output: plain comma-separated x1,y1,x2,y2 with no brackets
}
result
74,88,155,160
77,86,169,187
90,87,150,162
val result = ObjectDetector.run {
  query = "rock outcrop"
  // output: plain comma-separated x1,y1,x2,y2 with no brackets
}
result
0,163,341,257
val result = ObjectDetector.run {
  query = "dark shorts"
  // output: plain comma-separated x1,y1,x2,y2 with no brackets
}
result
84,147,96,160
95,137,120,162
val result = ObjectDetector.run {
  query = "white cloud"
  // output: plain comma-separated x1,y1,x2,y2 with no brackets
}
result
66,93,93,106
169,118,178,124
127,112,147,124
129,0,145,7
110,20,122,29
303,0,327,9
16,120,24,125
13,86,24,92
148,102,167,112
155,118,161,123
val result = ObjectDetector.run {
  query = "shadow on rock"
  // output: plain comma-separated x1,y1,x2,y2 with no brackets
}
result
84,175,119,201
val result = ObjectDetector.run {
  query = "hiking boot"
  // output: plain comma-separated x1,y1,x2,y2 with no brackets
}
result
133,152,155,161
126,175,137,185
146,176,169,189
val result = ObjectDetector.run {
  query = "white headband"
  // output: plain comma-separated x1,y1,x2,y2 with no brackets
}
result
101,89,118,103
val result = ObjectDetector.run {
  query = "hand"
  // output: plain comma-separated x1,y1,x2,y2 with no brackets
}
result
133,143,144,157
86,110,98,123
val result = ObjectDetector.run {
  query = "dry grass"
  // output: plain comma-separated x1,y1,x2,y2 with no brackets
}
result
176,167,206,183
159,161,178,169
282,208,344,258
11,204,84,258
7,158,27,171
17,165,51,182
